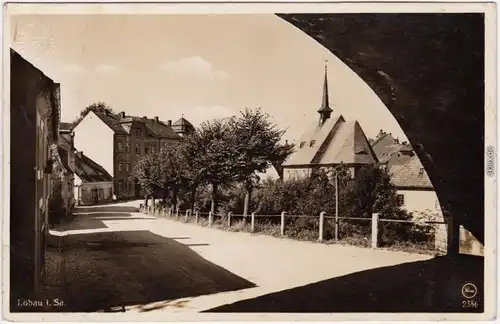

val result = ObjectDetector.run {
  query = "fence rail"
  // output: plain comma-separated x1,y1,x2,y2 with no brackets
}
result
139,205,447,251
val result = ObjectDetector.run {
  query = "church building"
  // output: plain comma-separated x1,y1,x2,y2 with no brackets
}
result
282,62,378,180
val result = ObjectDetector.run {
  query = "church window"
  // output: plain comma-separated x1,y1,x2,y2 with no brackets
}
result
299,141,306,148
310,140,316,147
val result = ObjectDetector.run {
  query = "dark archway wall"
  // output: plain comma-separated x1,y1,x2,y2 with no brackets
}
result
278,14,485,244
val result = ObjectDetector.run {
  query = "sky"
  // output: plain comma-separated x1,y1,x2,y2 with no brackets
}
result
10,14,408,144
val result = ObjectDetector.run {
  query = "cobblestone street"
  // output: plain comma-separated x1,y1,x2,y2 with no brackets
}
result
42,201,482,313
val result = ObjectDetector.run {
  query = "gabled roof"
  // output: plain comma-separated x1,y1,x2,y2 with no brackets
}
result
142,118,181,138
371,133,397,160
283,114,377,166
74,152,113,182
390,155,434,189
173,117,194,127
92,111,181,139
93,112,129,134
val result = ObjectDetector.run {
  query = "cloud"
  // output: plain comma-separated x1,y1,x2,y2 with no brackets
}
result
180,105,235,126
94,64,119,75
159,56,228,81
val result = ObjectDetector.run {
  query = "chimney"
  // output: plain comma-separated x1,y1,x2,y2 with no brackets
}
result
167,120,172,127
119,112,126,118
154,116,159,123
142,116,147,119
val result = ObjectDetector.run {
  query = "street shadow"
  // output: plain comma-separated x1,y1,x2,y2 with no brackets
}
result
73,206,139,213
44,230,256,312
61,218,110,231
205,254,484,313
73,212,133,217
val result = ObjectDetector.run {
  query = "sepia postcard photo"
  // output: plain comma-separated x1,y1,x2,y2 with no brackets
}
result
2,1,497,322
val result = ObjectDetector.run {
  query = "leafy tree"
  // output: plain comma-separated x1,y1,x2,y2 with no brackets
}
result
353,164,409,220
132,153,157,206
154,143,189,210
183,118,238,214
71,102,114,127
229,108,294,217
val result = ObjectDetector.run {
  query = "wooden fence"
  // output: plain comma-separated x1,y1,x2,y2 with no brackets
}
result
140,204,448,249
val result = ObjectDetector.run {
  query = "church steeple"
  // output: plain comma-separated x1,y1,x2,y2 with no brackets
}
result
318,60,333,125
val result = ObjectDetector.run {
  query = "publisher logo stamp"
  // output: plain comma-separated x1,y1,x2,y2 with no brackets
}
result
461,283,478,299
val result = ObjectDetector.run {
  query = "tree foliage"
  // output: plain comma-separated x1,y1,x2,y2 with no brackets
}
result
71,102,114,127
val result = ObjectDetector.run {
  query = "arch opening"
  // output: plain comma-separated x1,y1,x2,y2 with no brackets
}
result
276,13,485,248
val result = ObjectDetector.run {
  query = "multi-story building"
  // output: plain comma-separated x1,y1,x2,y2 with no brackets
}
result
282,62,377,180
73,111,191,199
10,49,60,309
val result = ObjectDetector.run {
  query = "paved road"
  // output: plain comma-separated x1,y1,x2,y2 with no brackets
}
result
44,201,482,313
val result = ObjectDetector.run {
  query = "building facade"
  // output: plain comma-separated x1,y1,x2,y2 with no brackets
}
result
53,123,76,217
73,111,188,199
282,63,377,180
10,49,60,309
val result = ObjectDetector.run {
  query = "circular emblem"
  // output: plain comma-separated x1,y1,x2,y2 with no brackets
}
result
461,283,478,299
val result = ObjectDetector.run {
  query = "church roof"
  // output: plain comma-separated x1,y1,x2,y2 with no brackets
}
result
283,114,378,167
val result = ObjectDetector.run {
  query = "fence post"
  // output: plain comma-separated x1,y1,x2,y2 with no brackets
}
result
195,211,199,224
176,208,180,220
371,213,379,249
251,212,255,232
185,209,190,222
281,212,286,236
208,211,213,227
319,212,325,242
227,212,232,228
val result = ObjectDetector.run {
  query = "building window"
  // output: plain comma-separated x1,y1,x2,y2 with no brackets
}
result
418,168,425,176
125,143,130,153
145,146,149,154
118,162,123,171
125,163,130,171
310,140,316,147
152,145,156,154
397,194,405,205
299,141,306,148
98,188,104,199
118,141,123,152
135,143,141,154
108,188,113,198
135,129,141,137
118,181,123,192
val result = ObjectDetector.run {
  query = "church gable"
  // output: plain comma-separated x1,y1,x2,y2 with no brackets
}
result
283,115,344,166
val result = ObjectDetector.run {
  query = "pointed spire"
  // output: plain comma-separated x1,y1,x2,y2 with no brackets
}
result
318,60,333,124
